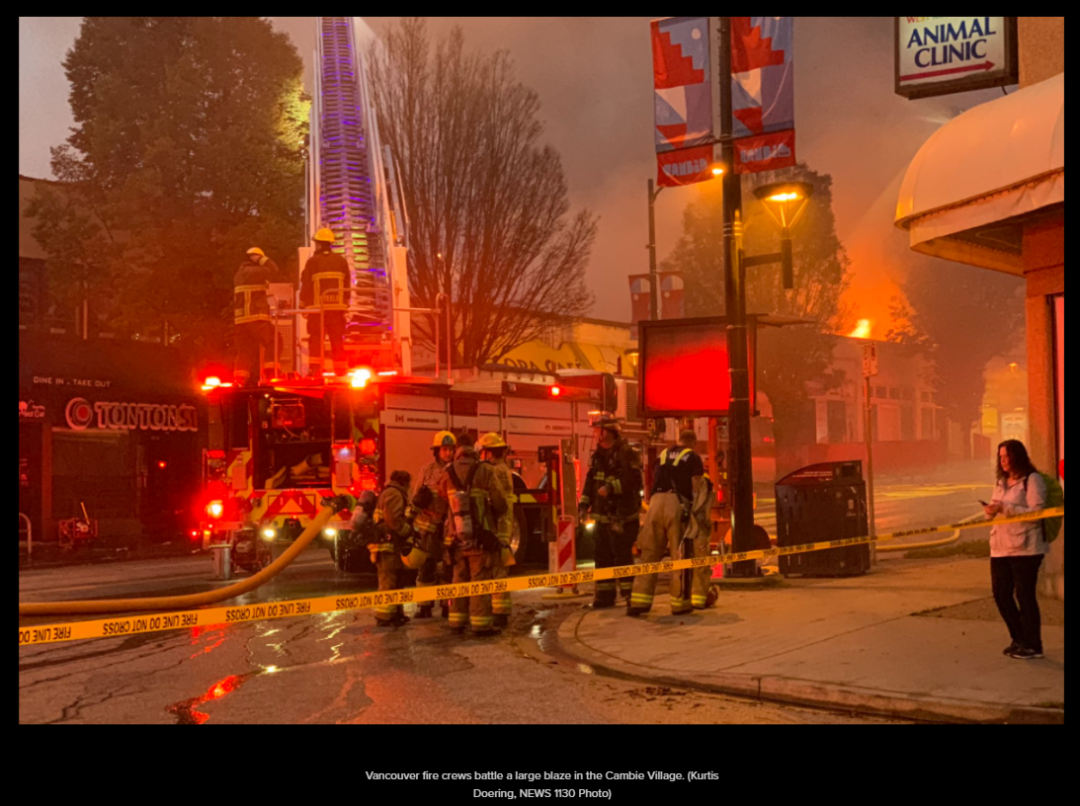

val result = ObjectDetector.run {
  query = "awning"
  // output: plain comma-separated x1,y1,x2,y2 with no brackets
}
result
895,72,1064,274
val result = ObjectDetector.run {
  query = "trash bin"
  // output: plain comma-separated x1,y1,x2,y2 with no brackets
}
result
210,543,233,581
776,461,870,578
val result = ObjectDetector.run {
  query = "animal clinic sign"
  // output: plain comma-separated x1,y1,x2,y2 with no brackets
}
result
895,17,1017,99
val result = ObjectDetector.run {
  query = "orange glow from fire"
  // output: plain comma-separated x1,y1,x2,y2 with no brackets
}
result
848,319,873,340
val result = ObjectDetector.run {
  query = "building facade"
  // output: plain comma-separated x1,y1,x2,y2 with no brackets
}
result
896,17,1064,599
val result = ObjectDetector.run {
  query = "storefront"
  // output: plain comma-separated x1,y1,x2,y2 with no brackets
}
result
896,69,1064,599
18,334,203,545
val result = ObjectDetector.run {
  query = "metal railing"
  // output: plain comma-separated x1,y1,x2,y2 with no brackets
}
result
19,513,32,560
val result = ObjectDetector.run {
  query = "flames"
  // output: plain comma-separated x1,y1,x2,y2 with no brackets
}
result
848,319,873,340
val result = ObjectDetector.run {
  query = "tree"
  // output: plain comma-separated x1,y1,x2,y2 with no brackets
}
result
368,18,597,368
26,17,309,358
662,164,853,449
893,256,1024,451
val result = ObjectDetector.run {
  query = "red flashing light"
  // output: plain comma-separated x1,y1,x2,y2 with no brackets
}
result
206,500,224,519
208,449,225,460
204,376,222,388
190,530,200,539
550,386,562,397
359,438,377,456
157,461,167,469
359,476,378,492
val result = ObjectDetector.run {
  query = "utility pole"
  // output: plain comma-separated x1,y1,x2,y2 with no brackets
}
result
647,179,663,321
718,16,756,576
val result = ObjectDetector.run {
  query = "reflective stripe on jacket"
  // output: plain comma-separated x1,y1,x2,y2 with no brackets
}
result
233,258,279,324
300,249,351,311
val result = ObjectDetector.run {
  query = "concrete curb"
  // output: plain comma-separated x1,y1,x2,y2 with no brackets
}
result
556,609,1064,725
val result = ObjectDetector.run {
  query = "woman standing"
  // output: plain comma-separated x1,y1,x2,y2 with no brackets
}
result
984,440,1048,660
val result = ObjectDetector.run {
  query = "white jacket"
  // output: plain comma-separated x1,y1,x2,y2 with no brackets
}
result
989,472,1048,558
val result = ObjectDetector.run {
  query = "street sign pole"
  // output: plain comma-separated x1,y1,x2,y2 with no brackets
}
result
862,343,879,564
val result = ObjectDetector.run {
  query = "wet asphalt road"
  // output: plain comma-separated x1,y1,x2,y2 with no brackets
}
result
19,473,988,724
19,593,907,725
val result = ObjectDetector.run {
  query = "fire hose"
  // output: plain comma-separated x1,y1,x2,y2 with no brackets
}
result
875,512,984,553
19,500,348,618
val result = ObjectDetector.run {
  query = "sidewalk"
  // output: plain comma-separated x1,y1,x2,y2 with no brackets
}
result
556,557,1064,724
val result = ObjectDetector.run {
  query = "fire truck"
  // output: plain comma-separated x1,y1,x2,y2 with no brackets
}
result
196,370,616,574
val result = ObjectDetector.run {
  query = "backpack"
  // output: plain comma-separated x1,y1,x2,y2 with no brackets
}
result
1025,472,1064,544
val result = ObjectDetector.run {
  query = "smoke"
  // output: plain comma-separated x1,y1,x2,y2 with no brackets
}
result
21,17,1007,327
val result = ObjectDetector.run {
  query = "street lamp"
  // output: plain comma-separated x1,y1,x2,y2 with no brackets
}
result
646,165,725,320
723,179,815,577
751,181,815,290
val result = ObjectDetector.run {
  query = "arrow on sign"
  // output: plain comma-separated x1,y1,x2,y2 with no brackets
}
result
901,60,995,82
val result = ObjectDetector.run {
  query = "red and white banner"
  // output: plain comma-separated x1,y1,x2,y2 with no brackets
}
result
731,17,796,174
657,142,722,188
652,17,716,153
734,129,796,174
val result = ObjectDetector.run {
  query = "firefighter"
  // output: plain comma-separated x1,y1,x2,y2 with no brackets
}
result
629,429,706,616
233,247,280,386
300,228,351,377
410,431,456,619
437,444,508,636
479,432,515,628
371,470,413,627
579,413,642,608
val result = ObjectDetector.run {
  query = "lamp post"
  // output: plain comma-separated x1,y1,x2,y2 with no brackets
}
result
725,180,814,576
647,167,724,322
647,180,663,322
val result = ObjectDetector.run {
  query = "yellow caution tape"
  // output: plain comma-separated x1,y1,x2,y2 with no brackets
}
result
18,507,1062,647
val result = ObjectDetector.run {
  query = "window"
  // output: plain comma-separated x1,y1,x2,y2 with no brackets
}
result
827,400,847,444
889,387,902,400
901,406,916,442
921,408,935,441
921,391,932,403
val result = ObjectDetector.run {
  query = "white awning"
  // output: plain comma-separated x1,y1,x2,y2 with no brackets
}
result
896,72,1064,274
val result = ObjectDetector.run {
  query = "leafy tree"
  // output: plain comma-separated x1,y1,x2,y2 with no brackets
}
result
368,18,597,368
891,257,1024,454
662,164,853,449
26,17,309,358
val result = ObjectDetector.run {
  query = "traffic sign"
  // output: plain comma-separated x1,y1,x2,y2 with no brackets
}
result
863,344,879,378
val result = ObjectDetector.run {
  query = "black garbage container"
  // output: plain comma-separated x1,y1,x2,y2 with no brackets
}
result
776,461,870,577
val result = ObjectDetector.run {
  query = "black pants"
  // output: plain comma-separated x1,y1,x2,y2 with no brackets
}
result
594,519,638,606
991,555,1044,652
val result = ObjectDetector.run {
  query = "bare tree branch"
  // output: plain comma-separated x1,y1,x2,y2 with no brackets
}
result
369,19,596,368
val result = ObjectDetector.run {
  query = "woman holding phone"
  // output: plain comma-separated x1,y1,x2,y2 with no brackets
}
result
984,440,1048,660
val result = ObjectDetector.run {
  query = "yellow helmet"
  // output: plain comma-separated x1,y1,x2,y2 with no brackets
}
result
246,246,265,257
400,540,430,571
433,431,457,449
478,432,507,450
313,227,336,243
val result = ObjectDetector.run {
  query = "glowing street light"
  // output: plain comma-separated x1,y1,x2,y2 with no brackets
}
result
751,181,816,290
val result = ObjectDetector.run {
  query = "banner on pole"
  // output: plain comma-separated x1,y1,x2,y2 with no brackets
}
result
731,16,796,174
652,16,717,153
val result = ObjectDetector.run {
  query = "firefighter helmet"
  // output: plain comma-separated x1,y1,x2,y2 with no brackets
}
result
400,539,430,570
589,411,621,432
478,432,507,450
432,431,457,449
246,246,266,257
313,227,336,243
